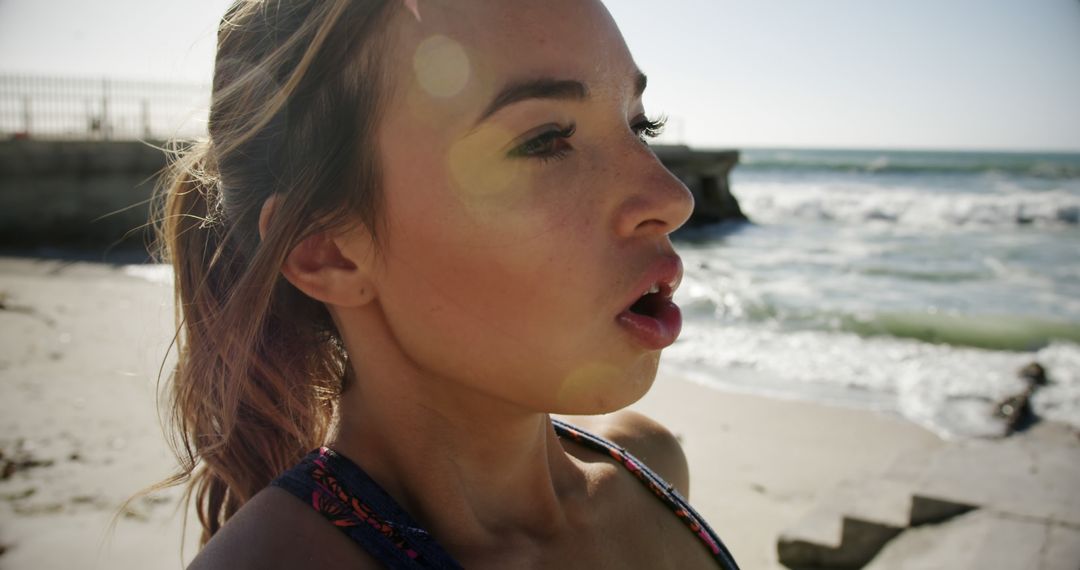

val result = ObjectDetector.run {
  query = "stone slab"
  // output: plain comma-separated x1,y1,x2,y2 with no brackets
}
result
908,423,1080,527
866,509,1079,570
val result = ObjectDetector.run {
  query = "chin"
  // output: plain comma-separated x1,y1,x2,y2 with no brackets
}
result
552,352,660,415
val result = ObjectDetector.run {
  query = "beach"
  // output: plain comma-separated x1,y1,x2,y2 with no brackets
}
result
632,373,943,568
0,257,200,569
4,256,1075,569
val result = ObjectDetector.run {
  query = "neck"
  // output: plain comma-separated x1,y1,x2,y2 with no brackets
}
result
327,305,587,551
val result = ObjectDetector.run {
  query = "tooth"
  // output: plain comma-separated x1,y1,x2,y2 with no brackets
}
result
648,284,660,294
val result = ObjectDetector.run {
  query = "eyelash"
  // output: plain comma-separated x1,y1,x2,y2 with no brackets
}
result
634,115,667,143
509,115,667,163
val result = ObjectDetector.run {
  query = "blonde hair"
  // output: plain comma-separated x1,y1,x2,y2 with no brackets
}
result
137,0,399,546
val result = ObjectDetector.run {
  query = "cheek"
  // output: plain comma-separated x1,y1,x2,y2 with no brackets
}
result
380,202,586,358
375,137,647,410
382,140,600,332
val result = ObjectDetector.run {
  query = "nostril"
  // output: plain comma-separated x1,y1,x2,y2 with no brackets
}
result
633,217,670,234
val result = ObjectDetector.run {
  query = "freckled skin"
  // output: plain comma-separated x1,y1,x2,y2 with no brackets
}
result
365,0,693,414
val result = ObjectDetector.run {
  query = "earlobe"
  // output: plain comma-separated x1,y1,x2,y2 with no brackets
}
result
260,195,378,308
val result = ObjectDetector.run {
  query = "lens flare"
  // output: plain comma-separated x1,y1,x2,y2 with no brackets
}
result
557,362,623,409
447,128,520,201
413,35,471,99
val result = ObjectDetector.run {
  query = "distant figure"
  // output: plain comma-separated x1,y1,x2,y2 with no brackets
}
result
993,362,1047,435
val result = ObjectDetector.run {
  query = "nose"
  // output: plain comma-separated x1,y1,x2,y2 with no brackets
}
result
613,143,695,238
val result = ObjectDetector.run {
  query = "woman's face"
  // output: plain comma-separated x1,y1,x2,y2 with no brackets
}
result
366,0,693,414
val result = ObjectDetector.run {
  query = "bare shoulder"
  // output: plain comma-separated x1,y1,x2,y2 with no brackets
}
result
558,410,690,498
187,486,382,570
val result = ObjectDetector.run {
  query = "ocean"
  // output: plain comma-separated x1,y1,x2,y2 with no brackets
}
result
666,148,1080,439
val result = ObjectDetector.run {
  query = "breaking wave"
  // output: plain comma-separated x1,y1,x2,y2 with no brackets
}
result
739,149,1080,179
735,183,1080,228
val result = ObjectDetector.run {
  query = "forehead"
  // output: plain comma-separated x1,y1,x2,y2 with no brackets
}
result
383,0,640,119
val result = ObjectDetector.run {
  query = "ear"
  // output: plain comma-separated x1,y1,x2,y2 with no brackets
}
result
259,196,377,307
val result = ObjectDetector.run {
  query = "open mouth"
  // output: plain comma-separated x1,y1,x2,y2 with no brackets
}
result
615,255,683,350
628,286,668,318
616,282,681,350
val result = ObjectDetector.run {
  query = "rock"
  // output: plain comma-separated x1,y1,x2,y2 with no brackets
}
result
1018,362,1047,387
992,361,1049,436
993,392,1034,436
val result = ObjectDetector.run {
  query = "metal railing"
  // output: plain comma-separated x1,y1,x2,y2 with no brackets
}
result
0,74,210,141
0,73,692,145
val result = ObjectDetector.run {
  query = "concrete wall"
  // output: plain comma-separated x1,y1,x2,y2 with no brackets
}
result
0,140,744,248
0,140,165,247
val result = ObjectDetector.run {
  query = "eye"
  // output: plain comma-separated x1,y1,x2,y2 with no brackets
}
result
509,123,576,162
632,115,666,144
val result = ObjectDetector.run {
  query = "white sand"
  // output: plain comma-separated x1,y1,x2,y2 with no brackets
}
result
0,257,944,569
630,374,942,568
0,258,200,569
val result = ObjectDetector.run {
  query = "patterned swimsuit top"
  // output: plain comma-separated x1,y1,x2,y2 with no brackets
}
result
270,418,740,569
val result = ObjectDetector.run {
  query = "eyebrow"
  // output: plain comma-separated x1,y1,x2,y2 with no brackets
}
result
474,71,649,126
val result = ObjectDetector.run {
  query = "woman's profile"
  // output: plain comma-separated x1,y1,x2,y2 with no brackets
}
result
154,0,739,567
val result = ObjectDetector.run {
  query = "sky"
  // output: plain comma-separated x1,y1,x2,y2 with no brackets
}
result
1,0,1078,151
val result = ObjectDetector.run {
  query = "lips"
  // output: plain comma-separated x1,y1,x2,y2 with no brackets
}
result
615,256,683,350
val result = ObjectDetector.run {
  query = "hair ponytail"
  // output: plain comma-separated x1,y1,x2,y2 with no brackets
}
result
121,0,399,547
157,139,324,541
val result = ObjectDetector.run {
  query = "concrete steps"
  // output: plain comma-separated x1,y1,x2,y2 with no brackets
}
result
777,480,974,568
778,423,1080,569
